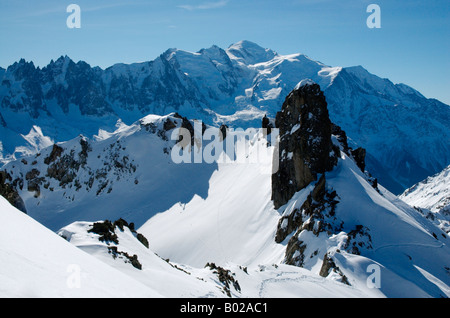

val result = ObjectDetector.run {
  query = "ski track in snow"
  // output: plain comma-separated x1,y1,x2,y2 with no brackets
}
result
372,242,445,253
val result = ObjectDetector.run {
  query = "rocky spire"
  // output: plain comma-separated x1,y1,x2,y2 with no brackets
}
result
271,80,339,209
0,171,27,213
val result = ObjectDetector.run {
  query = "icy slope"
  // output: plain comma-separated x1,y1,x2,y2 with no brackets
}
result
0,195,161,298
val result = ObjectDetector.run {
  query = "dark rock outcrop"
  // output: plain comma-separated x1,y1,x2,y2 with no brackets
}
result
319,254,350,285
271,82,380,275
331,123,349,155
275,174,341,244
219,124,228,141
351,147,366,173
262,114,273,135
205,262,241,297
44,144,64,165
87,218,149,270
0,171,27,213
343,225,373,255
272,81,339,209
25,168,44,198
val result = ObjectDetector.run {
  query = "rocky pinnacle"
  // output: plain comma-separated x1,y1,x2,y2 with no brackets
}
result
271,80,339,209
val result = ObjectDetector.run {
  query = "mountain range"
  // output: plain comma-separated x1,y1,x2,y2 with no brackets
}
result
400,165,450,234
1,40,449,194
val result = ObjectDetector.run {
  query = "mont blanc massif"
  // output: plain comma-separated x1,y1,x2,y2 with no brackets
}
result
0,41,449,298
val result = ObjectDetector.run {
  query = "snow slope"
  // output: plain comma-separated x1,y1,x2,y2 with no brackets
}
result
399,165,450,234
58,219,372,298
57,220,231,298
0,195,161,298
139,135,283,268
0,186,371,298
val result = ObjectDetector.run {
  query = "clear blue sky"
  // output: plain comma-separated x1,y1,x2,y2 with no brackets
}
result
0,0,449,104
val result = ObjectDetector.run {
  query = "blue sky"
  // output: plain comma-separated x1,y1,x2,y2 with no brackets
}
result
0,0,449,104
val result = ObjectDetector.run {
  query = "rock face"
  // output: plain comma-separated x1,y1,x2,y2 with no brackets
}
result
0,171,27,213
271,81,339,209
275,174,341,244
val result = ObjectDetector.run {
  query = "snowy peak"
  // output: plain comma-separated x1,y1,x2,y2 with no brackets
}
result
400,165,450,233
342,65,425,101
226,40,278,65
399,166,450,215
294,78,317,90
50,55,73,67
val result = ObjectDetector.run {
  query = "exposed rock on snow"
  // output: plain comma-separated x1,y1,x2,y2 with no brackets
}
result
271,81,339,209
0,170,26,213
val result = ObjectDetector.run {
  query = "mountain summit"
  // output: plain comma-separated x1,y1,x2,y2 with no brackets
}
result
226,40,278,65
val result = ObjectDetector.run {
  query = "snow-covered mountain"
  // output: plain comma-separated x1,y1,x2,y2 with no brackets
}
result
1,81,449,298
399,165,450,234
400,165,450,214
1,41,449,193
0,111,376,298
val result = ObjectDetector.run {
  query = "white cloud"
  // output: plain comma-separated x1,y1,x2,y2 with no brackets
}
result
178,0,229,11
